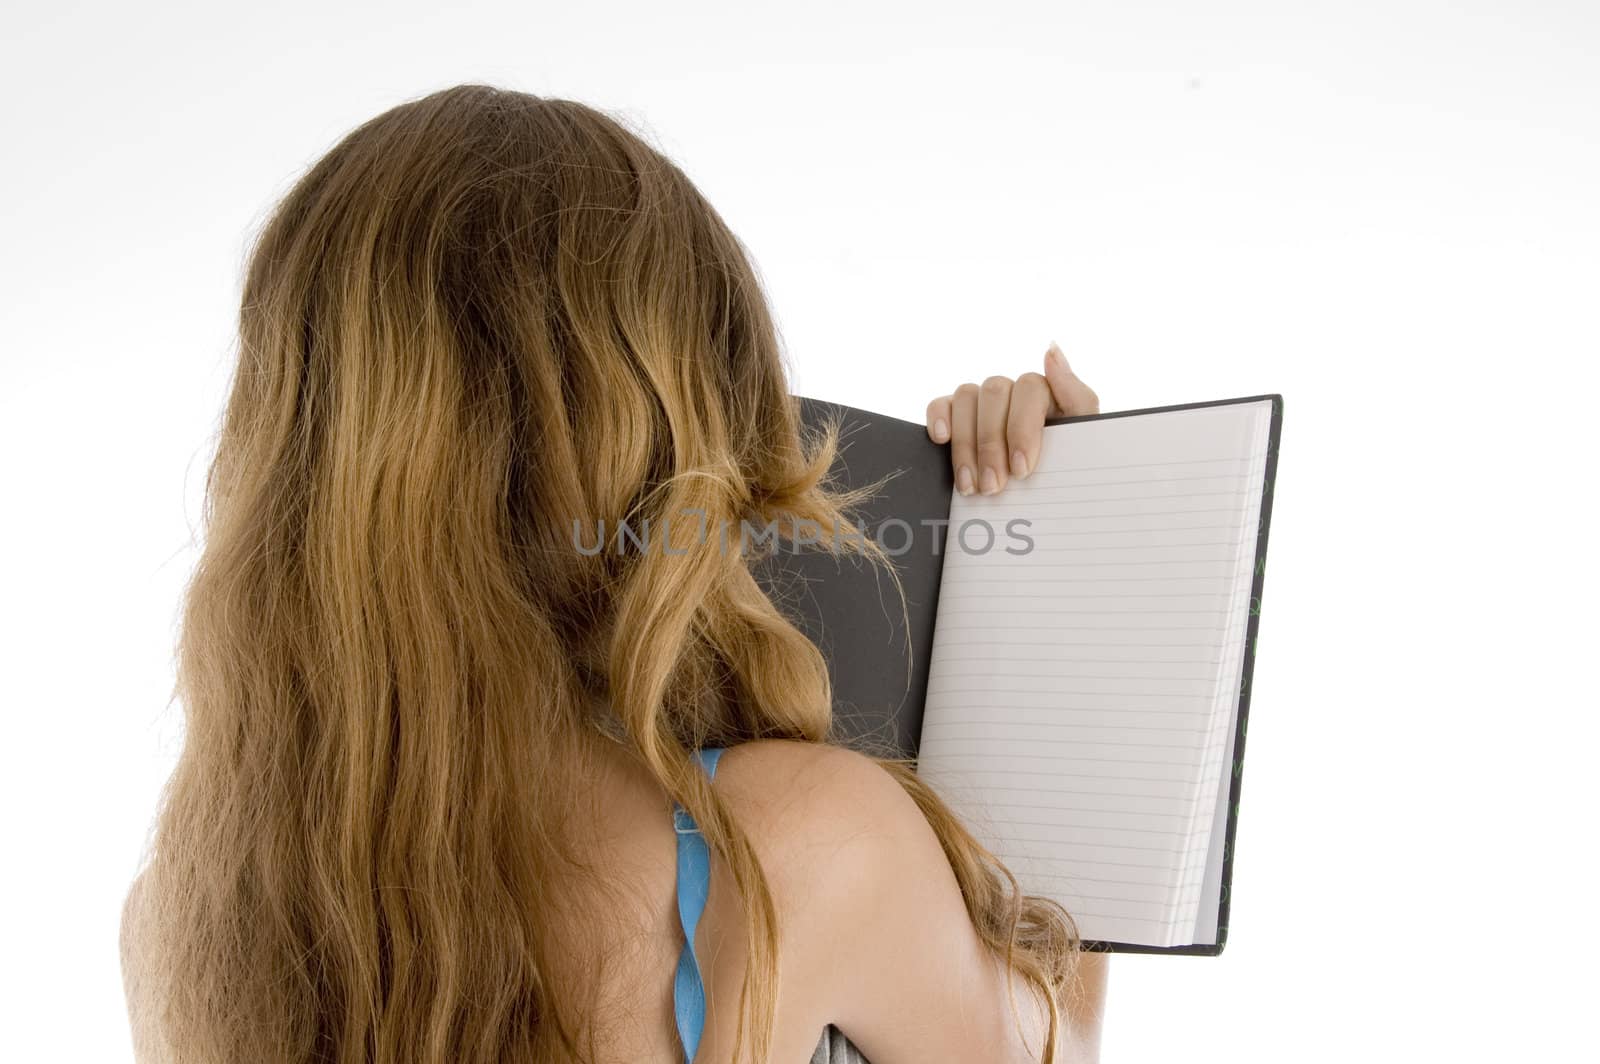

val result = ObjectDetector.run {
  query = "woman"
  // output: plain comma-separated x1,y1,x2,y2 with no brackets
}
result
120,84,1108,1064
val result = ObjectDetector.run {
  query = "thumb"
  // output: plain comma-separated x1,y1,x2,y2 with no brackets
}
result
1043,342,1099,416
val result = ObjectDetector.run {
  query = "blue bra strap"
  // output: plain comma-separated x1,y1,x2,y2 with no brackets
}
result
672,746,725,1063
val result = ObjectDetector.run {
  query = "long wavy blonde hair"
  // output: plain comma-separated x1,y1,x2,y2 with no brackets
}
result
133,84,1083,1064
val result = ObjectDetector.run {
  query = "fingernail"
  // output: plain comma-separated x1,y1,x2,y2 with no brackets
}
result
932,418,949,442
957,465,975,495
979,467,999,495
1010,450,1028,478
1047,341,1069,370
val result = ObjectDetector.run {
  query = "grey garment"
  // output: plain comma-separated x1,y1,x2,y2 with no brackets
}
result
810,1024,872,1064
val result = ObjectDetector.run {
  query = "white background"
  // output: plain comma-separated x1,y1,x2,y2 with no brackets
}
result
3,2,1596,1060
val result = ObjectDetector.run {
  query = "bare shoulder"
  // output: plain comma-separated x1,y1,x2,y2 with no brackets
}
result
707,743,939,961
710,739,914,883
708,740,920,931
711,740,1105,1063
712,738,889,808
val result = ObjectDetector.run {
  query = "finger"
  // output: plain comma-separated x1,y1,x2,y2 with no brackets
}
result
925,394,952,444
975,375,1013,495
1043,342,1100,417
1005,372,1052,479
950,382,979,496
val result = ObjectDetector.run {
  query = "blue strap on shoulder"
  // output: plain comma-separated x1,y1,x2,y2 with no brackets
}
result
672,746,725,1063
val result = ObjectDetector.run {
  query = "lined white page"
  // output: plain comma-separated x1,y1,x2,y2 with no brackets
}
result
915,400,1271,948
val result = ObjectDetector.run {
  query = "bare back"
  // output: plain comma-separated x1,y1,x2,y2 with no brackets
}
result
541,738,850,1063
125,737,1106,1063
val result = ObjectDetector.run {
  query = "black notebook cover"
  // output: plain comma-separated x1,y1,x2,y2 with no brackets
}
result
754,393,1283,955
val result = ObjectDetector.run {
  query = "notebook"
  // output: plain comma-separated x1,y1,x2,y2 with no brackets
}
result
752,394,1283,954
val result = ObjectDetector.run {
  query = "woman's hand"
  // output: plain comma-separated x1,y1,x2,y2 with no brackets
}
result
925,342,1100,496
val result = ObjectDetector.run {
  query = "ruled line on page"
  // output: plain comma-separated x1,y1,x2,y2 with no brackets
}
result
1011,454,1259,474
930,624,1228,632
1000,808,1197,826
955,533,1253,548
921,766,1205,784
937,523,1242,539
993,837,1177,854
1033,872,1178,888
928,668,1221,679
926,686,1222,697
997,854,1179,871
931,608,1249,615
1006,473,1256,490
922,709,1214,718
987,794,1214,811
923,744,1205,759
928,725,1213,739
918,754,1206,775
927,721,1213,735
940,587,1245,597
941,565,1241,579
923,711,1215,722
929,654,1225,663
990,508,1247,521
1003,489,1255,506
924,737,1212,753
